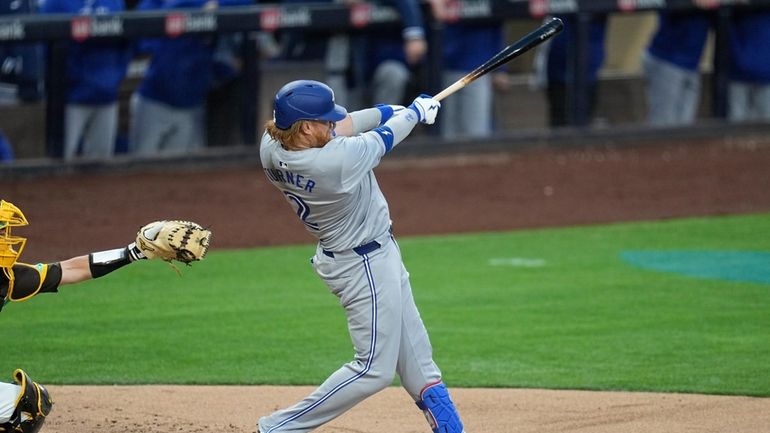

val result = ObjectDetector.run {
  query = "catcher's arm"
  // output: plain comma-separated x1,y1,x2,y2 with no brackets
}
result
4,245,146,303
2,246,146,312
1,220,211,312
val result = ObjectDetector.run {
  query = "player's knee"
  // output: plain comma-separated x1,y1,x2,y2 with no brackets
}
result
366,370,396,393
416,382,464,433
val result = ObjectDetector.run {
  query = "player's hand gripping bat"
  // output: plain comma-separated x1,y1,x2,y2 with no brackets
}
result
433,17,564,102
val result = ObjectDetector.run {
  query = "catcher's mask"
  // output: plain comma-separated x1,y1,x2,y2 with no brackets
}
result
0,200,29,296
273,80,347,130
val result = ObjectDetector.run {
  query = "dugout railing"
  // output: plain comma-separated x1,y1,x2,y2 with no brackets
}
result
0,0,769,157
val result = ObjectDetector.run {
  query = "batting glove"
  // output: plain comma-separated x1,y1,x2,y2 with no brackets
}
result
408,94,441,125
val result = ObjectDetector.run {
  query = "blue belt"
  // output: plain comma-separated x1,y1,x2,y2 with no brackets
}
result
323,239,381,258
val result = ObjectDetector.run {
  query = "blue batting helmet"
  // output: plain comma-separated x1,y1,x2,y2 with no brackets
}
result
273,80,348,130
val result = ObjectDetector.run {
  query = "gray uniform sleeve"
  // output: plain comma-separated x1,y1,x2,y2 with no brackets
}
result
331,108,419,189
349,108,382,135
361,108,419,154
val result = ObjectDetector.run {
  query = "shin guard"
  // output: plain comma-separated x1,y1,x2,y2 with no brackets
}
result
415,382,464,433
11,369,52,433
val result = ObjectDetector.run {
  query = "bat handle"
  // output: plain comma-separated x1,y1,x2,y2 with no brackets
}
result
433,79,466,102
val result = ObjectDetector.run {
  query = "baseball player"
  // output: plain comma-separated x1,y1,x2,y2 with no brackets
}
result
727,11,770,121
643,11,711,127
129,0,252,156
0,199,143,433
39,0,131,161
258,80,466,433
0,199,210,432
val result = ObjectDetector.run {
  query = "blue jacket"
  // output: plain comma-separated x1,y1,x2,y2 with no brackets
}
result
728,11,770,84
547,14,607,84
647,12,710,72
40,0,130,104
0,0,45,101
443,23,503,72
361,0,426,78
136,0,252,107
0,130,13,162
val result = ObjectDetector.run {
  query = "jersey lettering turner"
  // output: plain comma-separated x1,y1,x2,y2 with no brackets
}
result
263,168,317,192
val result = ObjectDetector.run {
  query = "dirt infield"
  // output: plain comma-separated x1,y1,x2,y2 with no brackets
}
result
4,135,770,432
43,386,770,433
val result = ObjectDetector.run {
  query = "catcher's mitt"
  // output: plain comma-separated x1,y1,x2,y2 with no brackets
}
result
136,220,211,264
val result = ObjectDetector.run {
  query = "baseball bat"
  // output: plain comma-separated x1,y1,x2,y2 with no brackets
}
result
433,17,564,102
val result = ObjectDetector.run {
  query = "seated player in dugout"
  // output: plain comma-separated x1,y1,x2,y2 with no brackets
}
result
0,199,211,433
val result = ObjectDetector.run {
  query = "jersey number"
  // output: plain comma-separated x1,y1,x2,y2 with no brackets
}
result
284,191,319,230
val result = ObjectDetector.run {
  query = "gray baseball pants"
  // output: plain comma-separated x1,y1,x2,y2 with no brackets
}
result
258,234,442,433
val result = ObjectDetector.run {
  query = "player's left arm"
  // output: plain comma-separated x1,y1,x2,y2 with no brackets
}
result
5,245,142,302
334,105,405,137
59,255,95,285
4,262,63,302
334,95,438,182
334,106,417,177
336,95,434,156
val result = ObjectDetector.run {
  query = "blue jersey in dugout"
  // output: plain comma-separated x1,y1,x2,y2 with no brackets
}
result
40,0,130,104
0,130,13,161
728,11,770,84
0,0,44,101
647,12,710,72
135,0,252,108
442,23,503,72
546,14,606,84
360,0,425,78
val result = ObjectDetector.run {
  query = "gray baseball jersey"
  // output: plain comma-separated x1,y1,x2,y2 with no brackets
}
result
258,109,446,433
259,129,392,252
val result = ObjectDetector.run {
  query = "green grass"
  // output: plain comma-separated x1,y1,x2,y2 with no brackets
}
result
2,213,769,396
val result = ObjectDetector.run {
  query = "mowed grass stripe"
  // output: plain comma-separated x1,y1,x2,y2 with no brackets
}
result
1,213,768,396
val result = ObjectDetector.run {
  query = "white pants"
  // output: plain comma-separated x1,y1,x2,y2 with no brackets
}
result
643,53,702,127
129,93,205,156
0,382,20,423
441,71,493,139
728,82,770,122
64,103,118,161
258,235,442,433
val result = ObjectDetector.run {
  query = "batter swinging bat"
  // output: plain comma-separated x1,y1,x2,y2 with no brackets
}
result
433,17,564,102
